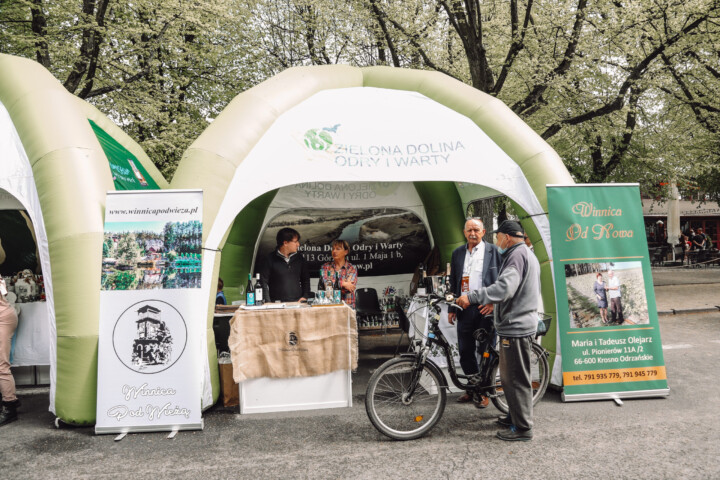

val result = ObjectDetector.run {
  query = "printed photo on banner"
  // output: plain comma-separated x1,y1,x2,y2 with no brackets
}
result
565,261,649,329
256,208,431,276
101,220,202,290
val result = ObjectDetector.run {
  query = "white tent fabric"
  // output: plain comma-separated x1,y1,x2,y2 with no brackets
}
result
0,99,56,410
207,88,551,250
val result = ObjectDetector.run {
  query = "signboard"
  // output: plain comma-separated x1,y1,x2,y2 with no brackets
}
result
89,120,160,191
256,206,431,277
96,190,203,434
547,184,669,401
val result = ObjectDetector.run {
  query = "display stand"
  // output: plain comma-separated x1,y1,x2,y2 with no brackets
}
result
228,304,357,414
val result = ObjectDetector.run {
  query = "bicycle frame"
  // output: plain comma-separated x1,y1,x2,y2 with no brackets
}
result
408,295,501,399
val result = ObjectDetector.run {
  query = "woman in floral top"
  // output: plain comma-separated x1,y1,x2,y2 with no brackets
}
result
321,240,358,308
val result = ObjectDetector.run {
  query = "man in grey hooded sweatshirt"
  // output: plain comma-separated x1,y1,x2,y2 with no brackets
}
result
456,220,541,442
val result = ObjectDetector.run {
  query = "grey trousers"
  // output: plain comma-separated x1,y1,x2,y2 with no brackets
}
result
498,335,533,431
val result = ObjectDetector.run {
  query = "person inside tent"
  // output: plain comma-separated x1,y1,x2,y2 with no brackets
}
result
216,277,227,305
320,240,358,308
259,227,311,302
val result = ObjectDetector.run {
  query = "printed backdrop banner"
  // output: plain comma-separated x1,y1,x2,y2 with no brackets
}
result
96,190,204,434
547,184,669,401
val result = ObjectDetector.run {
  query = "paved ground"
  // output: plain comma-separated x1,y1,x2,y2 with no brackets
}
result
651,267,720,314
2,267,719,479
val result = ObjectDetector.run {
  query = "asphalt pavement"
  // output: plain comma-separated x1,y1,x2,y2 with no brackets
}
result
2,267,719,479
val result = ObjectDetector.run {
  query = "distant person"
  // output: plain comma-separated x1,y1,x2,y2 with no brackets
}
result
691,228,705,251
702,229,713,250
0,277,20,427
593,273,608,324
216,277,227,305
259,227,310,302
606,270,624,324
448,218,502,409
320,240,358,308
680,235,691,263
523,234,534,252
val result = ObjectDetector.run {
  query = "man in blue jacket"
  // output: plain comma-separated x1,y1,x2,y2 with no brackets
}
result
457,220,541,442
448,218,502,408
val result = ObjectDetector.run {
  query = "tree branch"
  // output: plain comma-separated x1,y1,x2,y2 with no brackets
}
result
512,0,587,116
30,0,51,68
493,0,534,95
541,10,712,140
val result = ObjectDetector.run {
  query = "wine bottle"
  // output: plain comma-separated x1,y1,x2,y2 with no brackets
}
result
445,262,452,294
245,274,255,306
254,273,264,306
325,269,334,302
317,269,325,291
333,272,342,304
417,265,427,296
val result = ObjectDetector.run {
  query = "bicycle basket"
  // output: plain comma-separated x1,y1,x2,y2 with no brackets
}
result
536,313,552,336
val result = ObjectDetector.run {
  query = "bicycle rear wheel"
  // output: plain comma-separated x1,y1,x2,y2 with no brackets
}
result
490,342,550,414
365,357,447,440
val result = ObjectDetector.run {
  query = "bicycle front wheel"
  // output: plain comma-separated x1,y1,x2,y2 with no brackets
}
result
365,357,447,440
490,342,550,414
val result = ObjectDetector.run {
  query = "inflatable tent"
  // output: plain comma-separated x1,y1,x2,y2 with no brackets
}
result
171,65,575,405
0,54,168,425
1,55,574,423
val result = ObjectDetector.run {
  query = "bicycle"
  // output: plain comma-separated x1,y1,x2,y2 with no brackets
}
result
364,292,551,440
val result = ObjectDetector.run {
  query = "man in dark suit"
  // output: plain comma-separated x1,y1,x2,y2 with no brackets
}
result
448,218,502,408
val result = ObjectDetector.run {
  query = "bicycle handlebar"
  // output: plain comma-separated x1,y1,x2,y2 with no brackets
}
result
426,292,464,311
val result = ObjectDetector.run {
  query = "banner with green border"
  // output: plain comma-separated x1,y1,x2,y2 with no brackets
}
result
89,120,159,191
547,184,669,401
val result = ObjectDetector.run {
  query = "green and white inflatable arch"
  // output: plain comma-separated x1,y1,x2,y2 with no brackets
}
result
172,65,575,406
1,57,574,422
0,54,168,425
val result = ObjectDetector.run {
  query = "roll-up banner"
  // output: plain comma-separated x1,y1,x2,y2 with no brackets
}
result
96,190,204,434
547,184,669,402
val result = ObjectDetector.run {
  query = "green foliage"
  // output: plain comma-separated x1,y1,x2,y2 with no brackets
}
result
116,232,140,265
105,270,139,290
1,0,719,194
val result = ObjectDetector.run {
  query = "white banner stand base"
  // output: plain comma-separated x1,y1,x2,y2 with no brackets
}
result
239,370,352,414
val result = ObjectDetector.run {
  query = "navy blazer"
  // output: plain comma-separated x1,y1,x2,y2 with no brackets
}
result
449,241,502,303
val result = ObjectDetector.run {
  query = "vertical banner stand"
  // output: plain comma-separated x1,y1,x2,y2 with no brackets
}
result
547,184,669,403
96,190,205,434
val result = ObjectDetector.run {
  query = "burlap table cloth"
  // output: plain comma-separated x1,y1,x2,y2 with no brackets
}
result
228,305,358,382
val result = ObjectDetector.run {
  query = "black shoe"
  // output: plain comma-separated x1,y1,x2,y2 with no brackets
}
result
496,415,512,427
496,425,533,441
0,404,18,427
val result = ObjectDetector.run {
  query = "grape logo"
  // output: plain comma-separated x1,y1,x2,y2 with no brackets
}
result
303,124,340,151
112,300,188,374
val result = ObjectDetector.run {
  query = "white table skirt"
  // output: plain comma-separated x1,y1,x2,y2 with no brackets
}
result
11,301,50,366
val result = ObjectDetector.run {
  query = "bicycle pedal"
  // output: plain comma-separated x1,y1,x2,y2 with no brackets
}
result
468,374,483,385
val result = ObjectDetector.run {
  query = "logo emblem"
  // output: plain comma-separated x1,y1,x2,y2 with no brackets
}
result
288,331,298,346
303,124,340,151
112,300,188,374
